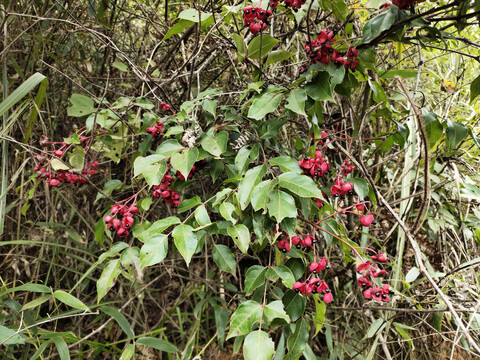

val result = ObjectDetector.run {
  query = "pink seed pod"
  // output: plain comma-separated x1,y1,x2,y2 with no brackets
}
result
104,215,113,223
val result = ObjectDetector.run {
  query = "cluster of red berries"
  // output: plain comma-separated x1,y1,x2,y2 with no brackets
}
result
243,6,271,35
357,253,391,302
269,0,307,12
152,174,181,208
292,257,332,302
293,278,333,303
158,102,172,112
146,120,164,137
276,229,316,253
104,203,138,237
304,31,360,71
354,203,376,227
34,135,100,187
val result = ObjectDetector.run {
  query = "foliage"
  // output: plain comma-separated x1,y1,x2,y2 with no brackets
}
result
1,0,480,359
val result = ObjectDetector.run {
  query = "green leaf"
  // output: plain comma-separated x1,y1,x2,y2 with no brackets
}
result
367,318,385,338
133,155,167,186
177,196,202,214
227,300,263,339
268,189,297,223
53,290,89,311
244,265,266,295
154,139,184,157
177,8,212,22
405,267,420,283
231,33,246,58
201,131,228,157
278,172,322,198
285,88,307,116
0,325,24,345
171,147,199,181
133,217,180,242
251,179,275,213
172,225,198,267
0,72,46,117
243,330,275,360
446,119,467,149
247,34,279,59
112,61,128,72
51,334,70,360
247,93,284,120
1,283,50,296
137,337,178,354
285,319,309,360
266,265,295,288
119,344,135,360
227,224,250,254
314,295,326,335
305,71,333,101
282,290,306,322
100,306,135,338
212,244,236,273
95,179,123,202
97,259,121,303
140,235,168,269
238,165,267,210
362,6,397,43
194,204,211,226
265,49,294,65
264,300,290,324
163,19,194,40
67,93,96,117
202,99,217,117
21,294,51,311
470,74,480,103
350,178,369,200
220,202,237,224
269,156,302,174
423,109,443,148
98,242,129,263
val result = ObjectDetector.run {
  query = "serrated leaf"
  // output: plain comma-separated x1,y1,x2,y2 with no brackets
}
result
247,34,279,59
140,235,168,269
137,337,178,354
244,265,266,295
53,290,89,311
285,88,307,116
278,172,322,198
212,244,236,273
97,259,121,303
238,165,267,210
266,265,295,288
227,224,250,254
268,189,297,223
227,300,263,339
171,147,199,180
247,93,284,120
243,330,275,360
264,300,290,324
172,225,198,267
